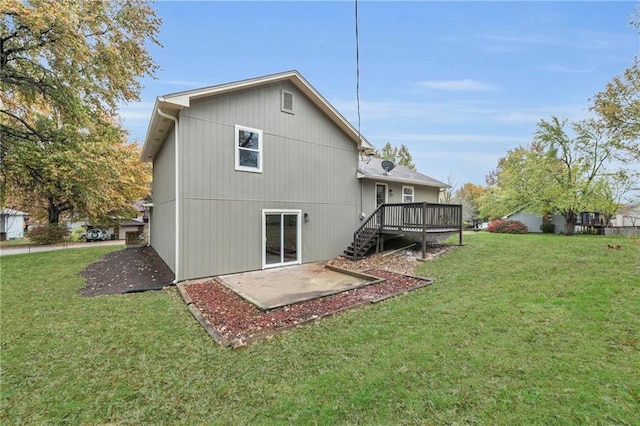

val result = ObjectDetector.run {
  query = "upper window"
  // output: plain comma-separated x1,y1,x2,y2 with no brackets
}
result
402,186,414,203
235,125,263,173
281,89,294,114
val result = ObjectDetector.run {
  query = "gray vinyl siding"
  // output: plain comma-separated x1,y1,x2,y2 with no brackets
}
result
507,212,566,233
150,128,176,271
414,185,440,203
176,81,360,279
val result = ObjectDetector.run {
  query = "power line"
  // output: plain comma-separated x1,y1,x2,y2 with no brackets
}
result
355,0,361,141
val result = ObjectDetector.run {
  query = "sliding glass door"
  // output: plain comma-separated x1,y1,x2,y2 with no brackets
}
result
263,210,301,268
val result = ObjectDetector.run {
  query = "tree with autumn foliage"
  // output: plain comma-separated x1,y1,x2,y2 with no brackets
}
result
1,0,160,224
455,182,487,226
480,117,633,235
591,8,640,161
2,123,151,225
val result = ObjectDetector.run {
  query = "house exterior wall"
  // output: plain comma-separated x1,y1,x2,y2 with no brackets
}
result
550,214,566,233
507,212,566,233
0,214,25,239
118,225,145,240
612,207,640,227
506,212,540,232
360,179,441,217
414,185,441,203
151,128,176,271
173,81,360,279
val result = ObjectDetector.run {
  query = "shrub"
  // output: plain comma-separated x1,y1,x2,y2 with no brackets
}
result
487,219,528,234
540,223,556,234
71,228,85,242
26,224,71,245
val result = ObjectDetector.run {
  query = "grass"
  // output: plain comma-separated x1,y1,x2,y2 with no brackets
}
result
1,233,639,424
0,238,30,248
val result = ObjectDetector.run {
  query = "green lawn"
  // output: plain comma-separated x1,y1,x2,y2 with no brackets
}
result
0,238,30,248
1,233,639,424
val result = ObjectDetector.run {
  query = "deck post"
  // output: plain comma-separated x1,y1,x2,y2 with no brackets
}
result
458,204,463,245
421,202,427,258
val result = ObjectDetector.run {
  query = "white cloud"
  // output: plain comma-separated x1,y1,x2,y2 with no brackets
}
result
118,101,154,122
371,133,530,145
479,29,630,53
534,64,595,73
332,98,498,124
416,79,496,91
495,106,593,124
156,79,204,87
333,97,591,129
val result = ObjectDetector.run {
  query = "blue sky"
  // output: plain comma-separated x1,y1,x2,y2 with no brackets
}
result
120,1,639,186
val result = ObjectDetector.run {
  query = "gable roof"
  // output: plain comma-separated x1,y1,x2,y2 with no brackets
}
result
0,209,29,216
358,157,449,188
141,70,373,161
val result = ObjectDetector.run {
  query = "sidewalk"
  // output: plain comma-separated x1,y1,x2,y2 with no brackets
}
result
0,240,124,256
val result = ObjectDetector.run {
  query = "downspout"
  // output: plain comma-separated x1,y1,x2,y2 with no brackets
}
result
156,108,180,284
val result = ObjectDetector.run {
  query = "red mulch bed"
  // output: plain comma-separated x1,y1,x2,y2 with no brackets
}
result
182,269,433,347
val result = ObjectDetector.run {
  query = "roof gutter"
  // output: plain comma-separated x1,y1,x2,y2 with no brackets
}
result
358,174,450,189
156,108,181,284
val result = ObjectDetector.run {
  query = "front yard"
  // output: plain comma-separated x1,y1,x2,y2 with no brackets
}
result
1,233,638,424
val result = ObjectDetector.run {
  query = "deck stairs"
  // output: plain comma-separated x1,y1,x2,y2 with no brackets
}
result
343,227,379,260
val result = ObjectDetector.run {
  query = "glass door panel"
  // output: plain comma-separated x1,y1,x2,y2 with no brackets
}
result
282,214,298,263
375,184,386,207
265,213,282,266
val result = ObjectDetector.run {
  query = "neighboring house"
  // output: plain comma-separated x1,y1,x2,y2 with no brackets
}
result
610,204,640,227
116,200,150,241
504,206,566,234
117,220,146,240
505,206,613,234
142,70,455,282
607,204,640,236
63,200,150,240
0,209,29,240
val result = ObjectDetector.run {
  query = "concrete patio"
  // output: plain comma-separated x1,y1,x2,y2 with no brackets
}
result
216,263,384,310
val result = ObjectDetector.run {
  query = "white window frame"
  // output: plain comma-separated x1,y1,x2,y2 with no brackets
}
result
234,125,263,173
262,209,302,269
281,89,294,114
402,185,415,203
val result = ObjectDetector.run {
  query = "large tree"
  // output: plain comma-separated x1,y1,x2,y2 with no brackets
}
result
378,142,416,170
1,0,160,223
455,182,487,225
479,146,542,220
591,8,640,160
2,121,151,224
481,117,631,235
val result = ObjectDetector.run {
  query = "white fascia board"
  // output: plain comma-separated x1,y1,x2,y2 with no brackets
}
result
359,174,449,189
159,94,191,107
141,98,183,162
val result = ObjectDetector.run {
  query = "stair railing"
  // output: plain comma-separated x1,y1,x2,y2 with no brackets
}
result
352,204,384,260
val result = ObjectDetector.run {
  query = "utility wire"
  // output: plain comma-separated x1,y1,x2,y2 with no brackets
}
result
355,0,361,142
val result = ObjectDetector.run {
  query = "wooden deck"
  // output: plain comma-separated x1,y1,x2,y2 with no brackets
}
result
346,202,463,260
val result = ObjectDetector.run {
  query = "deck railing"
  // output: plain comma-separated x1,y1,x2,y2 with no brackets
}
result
352,202,463,259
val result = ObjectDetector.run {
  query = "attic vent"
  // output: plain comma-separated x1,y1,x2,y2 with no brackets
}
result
281,90,294,114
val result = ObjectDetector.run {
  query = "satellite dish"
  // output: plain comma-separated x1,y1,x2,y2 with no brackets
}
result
381,160,395,174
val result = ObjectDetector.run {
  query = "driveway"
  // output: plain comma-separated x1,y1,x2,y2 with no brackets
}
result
0,240,124,256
